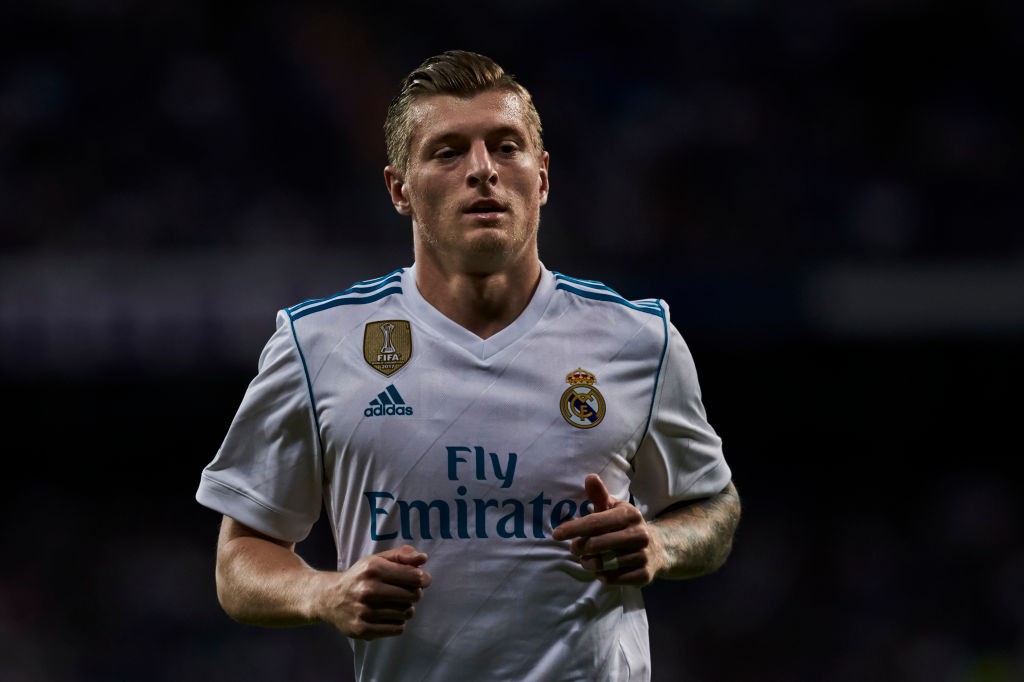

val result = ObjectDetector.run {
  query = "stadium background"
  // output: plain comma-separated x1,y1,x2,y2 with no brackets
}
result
2,2,1021,680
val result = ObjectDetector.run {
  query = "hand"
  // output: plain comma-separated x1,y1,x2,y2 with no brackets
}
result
318,545,432,640
551,474,664,586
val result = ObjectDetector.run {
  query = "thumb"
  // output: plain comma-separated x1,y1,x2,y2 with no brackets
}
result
380,545,429,567
584,473,614,512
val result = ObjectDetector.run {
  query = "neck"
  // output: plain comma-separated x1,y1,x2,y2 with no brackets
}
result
414,254,542,340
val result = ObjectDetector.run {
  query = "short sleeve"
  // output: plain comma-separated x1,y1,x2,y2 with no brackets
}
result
629,318,731,518
195,310,323,543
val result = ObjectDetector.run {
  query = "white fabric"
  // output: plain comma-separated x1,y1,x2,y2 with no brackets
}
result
196,264,731,682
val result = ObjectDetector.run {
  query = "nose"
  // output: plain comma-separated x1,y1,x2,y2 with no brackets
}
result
466,141,497,188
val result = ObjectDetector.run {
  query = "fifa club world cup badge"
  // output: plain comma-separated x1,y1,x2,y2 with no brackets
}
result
364,320,412,376
560,368,606,429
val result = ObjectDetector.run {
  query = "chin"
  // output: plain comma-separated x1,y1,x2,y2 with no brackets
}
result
456,236,520,270
468,230,512,249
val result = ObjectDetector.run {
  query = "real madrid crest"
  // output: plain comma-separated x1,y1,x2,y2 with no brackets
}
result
364,320,412,376
560,367,606,429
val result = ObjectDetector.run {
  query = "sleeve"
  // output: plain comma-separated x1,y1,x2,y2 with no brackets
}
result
629,314,731,519
195,310,323,543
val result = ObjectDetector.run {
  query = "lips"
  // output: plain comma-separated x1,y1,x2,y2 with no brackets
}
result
463,199,507,214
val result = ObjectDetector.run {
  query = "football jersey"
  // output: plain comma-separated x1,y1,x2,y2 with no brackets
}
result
196,263,731,682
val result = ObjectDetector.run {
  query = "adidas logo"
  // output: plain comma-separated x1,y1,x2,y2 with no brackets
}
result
364,384,414,417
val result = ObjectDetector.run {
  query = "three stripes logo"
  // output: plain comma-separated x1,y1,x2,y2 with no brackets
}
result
364,384,414,417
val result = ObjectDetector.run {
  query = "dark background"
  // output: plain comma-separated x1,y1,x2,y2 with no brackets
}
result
2,2,1021,681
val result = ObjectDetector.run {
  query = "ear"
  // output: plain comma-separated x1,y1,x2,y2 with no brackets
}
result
538,151,550,206
384,166,412,216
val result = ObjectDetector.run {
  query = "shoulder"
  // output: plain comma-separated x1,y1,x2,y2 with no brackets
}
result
551,270,667,320
284,268,406,323
549,270,672,360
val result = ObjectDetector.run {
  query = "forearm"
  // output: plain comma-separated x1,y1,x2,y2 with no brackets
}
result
650,481,741,580
215,522,329,627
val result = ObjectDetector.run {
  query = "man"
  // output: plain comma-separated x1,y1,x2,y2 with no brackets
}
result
196,50,741,681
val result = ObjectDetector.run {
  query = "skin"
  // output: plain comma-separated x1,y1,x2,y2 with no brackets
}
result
383,89,549,340
216,519,431,639
552,475,741,586
213,88,740,640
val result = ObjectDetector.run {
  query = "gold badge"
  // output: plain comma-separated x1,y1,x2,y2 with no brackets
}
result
560,368,605,429
364,320,412,376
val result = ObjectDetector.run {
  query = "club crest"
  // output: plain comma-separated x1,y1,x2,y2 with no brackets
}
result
364,320,412,376
560,368,605,429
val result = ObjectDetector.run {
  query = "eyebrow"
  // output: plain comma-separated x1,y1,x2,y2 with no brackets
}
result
422,125,528,148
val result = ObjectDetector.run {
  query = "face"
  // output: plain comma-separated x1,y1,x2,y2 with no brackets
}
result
385,89,549,274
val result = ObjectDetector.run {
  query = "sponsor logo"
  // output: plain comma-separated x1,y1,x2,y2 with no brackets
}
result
364,384,414,417
364,443,596,540
560,367,605,429
364,320,412,376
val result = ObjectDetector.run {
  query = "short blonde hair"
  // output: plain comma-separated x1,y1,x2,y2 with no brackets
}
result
384,50,544,174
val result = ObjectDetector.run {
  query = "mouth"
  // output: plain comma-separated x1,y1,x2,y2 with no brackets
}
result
463,199,507,216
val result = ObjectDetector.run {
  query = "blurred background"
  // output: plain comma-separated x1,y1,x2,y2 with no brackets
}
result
1,1,1021,680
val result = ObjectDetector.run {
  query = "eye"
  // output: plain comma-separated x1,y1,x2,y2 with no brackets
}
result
435,147,458,159
498,141,519,155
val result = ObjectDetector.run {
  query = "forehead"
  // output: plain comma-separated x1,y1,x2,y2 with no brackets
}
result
407,90,532,146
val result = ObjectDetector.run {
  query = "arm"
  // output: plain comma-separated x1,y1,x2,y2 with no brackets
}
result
215,516,432,639
648,479,741,580
551,475,741,586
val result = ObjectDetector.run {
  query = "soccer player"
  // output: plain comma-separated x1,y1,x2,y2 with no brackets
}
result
196,50,741,681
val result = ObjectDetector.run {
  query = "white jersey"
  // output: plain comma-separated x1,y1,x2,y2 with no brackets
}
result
196,263,731,682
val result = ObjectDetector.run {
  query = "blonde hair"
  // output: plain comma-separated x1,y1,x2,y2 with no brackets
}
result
384,50,544,174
